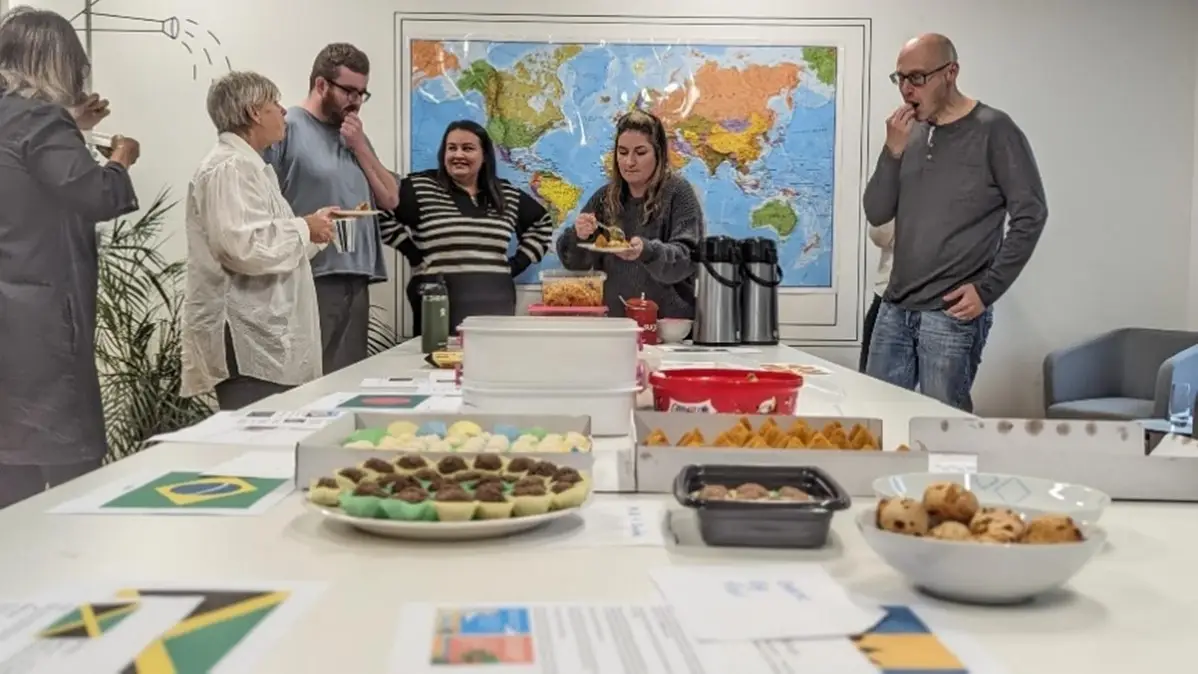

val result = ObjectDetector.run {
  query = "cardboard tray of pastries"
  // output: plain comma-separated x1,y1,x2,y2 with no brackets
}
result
634,411,925,496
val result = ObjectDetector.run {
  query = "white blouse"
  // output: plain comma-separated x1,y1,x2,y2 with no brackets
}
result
180,132,323,398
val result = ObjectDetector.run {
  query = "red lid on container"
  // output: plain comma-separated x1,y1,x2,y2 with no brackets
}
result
650,368,803,386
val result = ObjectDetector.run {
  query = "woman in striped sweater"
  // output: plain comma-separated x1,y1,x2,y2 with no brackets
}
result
555,110,703,319
380,120,554,332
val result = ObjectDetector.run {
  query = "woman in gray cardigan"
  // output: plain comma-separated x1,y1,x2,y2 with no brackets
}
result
0,8,141,507
556,110,703,319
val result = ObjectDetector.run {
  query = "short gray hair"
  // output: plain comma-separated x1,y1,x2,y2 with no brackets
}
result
0,6,90,106
205,71,281,134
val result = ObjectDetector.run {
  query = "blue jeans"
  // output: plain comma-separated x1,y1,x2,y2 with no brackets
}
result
865,301,993,412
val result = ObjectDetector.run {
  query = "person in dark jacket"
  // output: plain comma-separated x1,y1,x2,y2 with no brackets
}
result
0,7,142,507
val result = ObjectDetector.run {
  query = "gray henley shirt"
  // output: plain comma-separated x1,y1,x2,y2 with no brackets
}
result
862,102,1047,310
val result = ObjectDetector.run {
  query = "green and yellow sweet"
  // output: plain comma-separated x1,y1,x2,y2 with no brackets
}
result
305,456,591,523
338,419,591,454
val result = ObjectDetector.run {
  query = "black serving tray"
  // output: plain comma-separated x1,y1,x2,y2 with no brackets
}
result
673,464,852,549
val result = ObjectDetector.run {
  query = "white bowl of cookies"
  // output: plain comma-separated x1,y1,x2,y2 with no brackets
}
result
873,472,1110,523
857,475,1107,604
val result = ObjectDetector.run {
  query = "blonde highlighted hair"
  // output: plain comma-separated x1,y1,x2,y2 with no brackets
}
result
0,6,90,106
604,109,671,227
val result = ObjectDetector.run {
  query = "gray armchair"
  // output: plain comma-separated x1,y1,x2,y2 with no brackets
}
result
1043,328,1198,420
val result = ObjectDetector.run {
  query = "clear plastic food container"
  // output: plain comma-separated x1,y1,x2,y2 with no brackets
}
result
539,269,606,307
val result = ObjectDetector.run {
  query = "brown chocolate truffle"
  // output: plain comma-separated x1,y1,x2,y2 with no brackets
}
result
528,460,557,477
551,467,582,483
396,454,427,469
352,482,384,497
733,483,770,500
315,477,339,489
363,457,395,474
550,480,575,494
505,457,535,473
337,467,366,483
435,485,472,502
412,468,441,482
473,454,504,471
501,474,521,483
697,484,729,500
515,476,544,489
378,474,418,492
450,470,483,484
473,484,507,502
513,482,548,497
436,456,469,474
474,474,504,489
393,486,429,503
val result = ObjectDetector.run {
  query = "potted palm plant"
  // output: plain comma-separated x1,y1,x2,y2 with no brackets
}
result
95,188,214,462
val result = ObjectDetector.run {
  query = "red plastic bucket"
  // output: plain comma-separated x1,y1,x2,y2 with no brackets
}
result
649,368,803,414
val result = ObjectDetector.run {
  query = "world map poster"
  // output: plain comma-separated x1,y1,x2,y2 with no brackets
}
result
408,40,838,287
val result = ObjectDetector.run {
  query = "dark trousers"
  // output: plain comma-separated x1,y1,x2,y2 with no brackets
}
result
315,275,370,374
215,327,291,411
0,457,103,508
859,293,883,372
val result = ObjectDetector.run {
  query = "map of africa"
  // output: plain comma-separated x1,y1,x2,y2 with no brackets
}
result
408,39,838,287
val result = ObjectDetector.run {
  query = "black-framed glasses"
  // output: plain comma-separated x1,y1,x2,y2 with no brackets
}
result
889,61,953,87
328,80,371,103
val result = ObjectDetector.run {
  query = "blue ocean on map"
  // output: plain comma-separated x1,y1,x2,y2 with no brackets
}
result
409,41,837,287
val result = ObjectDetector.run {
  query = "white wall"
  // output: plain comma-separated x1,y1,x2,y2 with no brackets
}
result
24,0,1198,416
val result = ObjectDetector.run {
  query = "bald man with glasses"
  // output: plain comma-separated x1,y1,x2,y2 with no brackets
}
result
862,34,1048,412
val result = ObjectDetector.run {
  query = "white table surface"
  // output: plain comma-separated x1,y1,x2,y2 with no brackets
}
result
0,339,1185,672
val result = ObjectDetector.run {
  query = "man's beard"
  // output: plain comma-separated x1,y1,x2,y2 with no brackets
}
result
320,92,358,125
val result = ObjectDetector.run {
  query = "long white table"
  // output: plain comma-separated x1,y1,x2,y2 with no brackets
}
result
0,340,1187,672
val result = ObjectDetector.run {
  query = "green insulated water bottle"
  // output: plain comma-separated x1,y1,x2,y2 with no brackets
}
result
421,278,450,354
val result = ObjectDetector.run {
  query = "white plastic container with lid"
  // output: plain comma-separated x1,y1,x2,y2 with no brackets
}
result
460,381,638,437
458,316,640,388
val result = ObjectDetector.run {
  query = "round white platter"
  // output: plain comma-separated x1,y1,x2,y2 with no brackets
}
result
307,502,581,541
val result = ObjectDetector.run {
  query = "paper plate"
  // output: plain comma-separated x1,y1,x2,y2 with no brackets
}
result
578,243,632,254
332,209,382,218
307,502,582,541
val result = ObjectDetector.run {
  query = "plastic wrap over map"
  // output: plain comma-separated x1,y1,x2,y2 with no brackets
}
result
408,40,838,287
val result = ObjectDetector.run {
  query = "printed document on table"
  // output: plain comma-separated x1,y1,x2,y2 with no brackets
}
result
535,500,668,548
392,603,714,673
48,468,293,517
144,410,342,448
360,372,461,396
303,391,462,413
37,580,325,674
390,602,1005,674
0,595,198,674
650,565,885,641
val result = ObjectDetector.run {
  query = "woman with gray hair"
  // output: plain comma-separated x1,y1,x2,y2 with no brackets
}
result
0,7,142,508
181,70,337,410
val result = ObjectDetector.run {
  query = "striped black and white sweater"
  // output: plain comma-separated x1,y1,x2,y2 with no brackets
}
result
379,169,553,277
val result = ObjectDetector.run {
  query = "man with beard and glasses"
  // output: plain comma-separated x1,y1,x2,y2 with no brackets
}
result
263,43,398,375
862,33,1047,412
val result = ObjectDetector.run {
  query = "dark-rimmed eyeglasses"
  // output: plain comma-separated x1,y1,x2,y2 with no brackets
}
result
328,80,371,103
889,61,953,87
